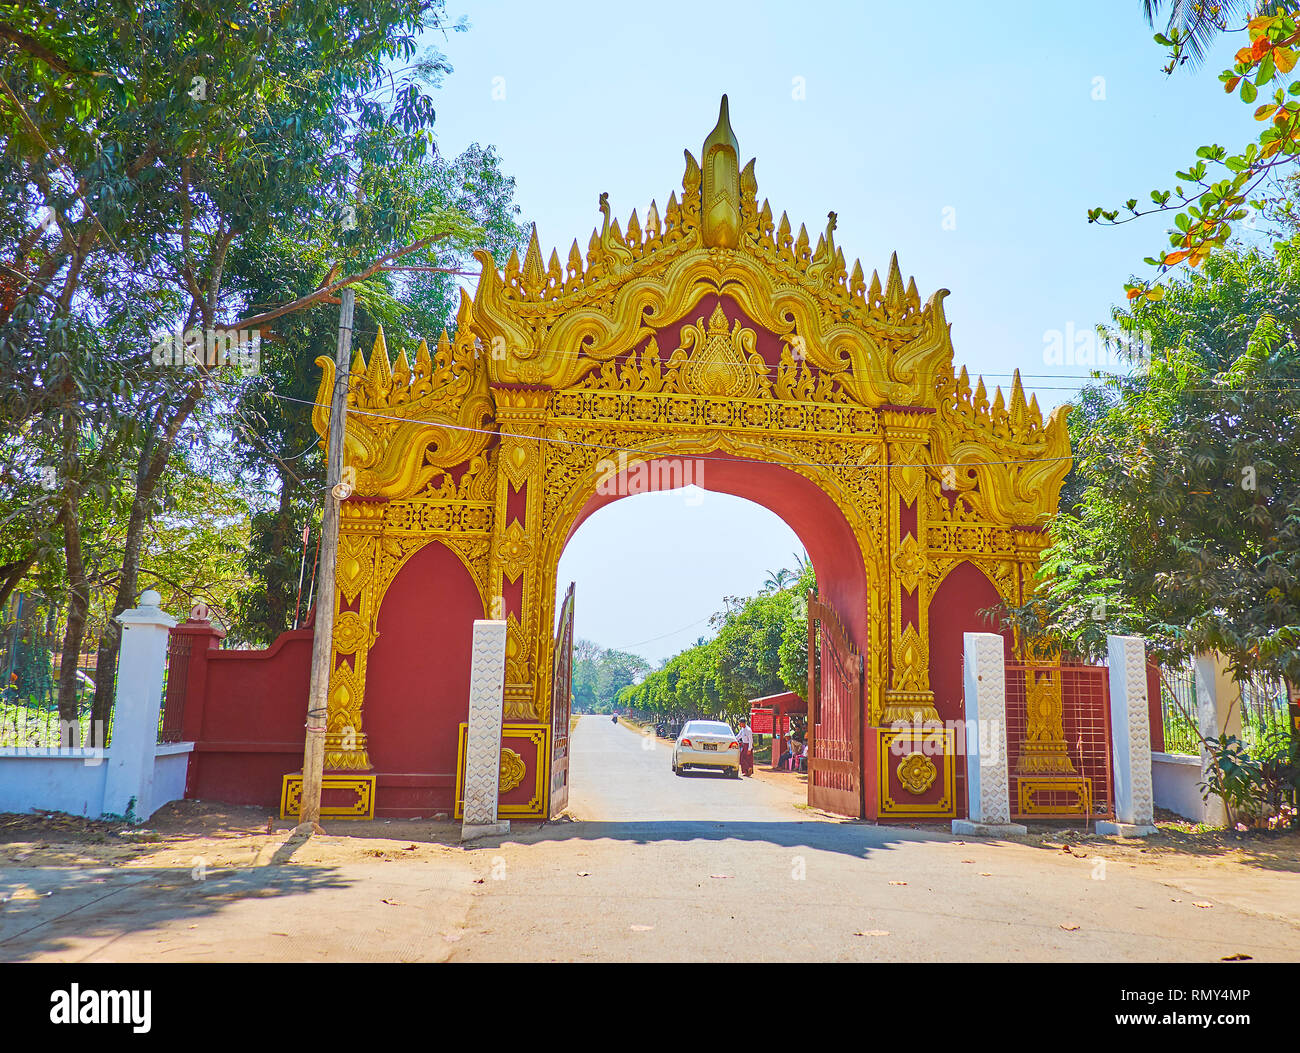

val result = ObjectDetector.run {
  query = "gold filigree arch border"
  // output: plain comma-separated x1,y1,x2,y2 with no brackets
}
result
529,429,886,722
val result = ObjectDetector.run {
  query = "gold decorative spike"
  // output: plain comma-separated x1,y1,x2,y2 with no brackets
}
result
567,239,583,280
546,248,563,289
867,269,882,306
906,276,920,311
776,211,792,253
680,151,701,228
850,259,866,298
795,223,810,262
521,223,544,297
504,247,520,287
645,200,661,242
625,208,641,248
665,190,681,232
884,252,905,310
700,95,741,248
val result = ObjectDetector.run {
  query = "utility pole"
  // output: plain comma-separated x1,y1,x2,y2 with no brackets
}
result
297,287,354,831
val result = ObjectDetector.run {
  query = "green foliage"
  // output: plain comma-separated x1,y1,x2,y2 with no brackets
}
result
1095,8,1300,292
1002,239,1300,680
1200,732,1298,828
614,559,814,727
572,641,651,714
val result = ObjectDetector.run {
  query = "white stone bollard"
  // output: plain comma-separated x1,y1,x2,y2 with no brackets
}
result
952,632,1025,837
461,619,509,841
1097,635,1158,837
102,590,177,822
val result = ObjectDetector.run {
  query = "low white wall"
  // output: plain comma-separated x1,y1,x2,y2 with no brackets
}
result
0,742,194,821
150,743,194,818
0,748,109,817
1152,751,1211,823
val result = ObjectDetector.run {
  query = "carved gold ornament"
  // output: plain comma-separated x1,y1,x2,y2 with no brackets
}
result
499,748,526,794
897,752,938,795
892,533,927,594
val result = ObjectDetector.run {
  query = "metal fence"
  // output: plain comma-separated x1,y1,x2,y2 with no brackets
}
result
158,630,190,743
1158,661,1292,758
1159,663,1200,755
1004,662,1115,822
0,592,115,748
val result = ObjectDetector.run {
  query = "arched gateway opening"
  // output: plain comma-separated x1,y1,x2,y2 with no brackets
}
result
309,97,1071,821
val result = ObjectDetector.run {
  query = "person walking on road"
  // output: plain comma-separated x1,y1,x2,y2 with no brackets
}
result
737,718,754,776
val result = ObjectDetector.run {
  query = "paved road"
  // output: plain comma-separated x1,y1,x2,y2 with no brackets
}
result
4,715,1299,962
446,717,1300,962
567,716,803,821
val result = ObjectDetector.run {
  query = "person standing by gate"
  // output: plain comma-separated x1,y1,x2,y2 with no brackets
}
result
737,718,754,776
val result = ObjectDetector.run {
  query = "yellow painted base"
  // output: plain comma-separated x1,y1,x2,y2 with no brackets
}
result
878,728,956,817
280,773,376,820
453,723,551,820
1016,776,1092,817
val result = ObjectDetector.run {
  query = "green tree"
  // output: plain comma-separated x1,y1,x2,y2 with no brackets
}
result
1008,239,1300,683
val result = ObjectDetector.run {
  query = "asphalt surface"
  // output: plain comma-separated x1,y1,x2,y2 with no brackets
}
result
566,716,802,821
445,717,1300,962
3,715,1298,962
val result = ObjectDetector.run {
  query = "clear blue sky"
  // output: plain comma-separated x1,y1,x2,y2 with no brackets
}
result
419,1,1260,664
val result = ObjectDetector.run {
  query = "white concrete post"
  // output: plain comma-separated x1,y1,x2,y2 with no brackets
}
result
461,619,509,841
102,590,177,822
1097,635,1158,836
952,632,1025,837
1194,652,1241,827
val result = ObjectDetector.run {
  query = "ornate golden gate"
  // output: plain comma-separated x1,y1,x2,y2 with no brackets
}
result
549,583,575,817
310,96,1072,820
807,592,865,818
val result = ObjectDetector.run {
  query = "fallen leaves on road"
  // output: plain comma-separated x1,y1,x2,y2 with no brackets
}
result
979,872,992,877
854,930,890,937
961,859,975,864
576,871,590,877
1193,901,1214,909
709,874,733,879
888,880,907,886
1221,953,1252,961
1060,923,1080,931
381,898,403,906
630,925,654,932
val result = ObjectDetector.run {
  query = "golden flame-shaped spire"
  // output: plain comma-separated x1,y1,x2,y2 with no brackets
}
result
701,94,741,248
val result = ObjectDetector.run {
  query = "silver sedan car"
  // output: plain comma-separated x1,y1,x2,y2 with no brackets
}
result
672,720,741,777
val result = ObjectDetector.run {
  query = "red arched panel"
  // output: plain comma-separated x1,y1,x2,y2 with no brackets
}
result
365,540,484,814
927,561,1013,725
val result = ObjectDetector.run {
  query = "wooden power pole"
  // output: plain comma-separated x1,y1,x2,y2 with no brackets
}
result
298,286,355,831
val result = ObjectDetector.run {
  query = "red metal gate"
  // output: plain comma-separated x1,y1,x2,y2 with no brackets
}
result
549,583,575,818
806,591,864,818
1004,662,1115,822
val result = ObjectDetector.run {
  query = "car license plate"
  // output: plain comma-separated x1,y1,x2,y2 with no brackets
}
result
702,743,717,751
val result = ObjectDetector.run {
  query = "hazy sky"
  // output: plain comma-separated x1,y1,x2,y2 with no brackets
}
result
418,1,1260,664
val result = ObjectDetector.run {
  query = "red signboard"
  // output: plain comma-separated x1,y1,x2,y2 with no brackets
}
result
750,708,791,735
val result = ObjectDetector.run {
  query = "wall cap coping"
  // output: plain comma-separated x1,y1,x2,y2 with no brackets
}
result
1152,751,1200,766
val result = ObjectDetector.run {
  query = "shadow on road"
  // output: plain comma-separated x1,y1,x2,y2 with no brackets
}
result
0,864,351,962
459,818,960,859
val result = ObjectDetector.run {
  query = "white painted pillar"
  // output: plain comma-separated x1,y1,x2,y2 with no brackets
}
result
1194,652,1241,827
102,590,177,822
1097,635,1158,836
461,619,509,840
952,632,1025,836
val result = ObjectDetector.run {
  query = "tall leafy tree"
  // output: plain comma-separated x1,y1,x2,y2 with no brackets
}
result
1011,239,1300,682
0,1,480,726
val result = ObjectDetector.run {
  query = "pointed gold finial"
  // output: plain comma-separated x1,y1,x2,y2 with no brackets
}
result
701,94,741,248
